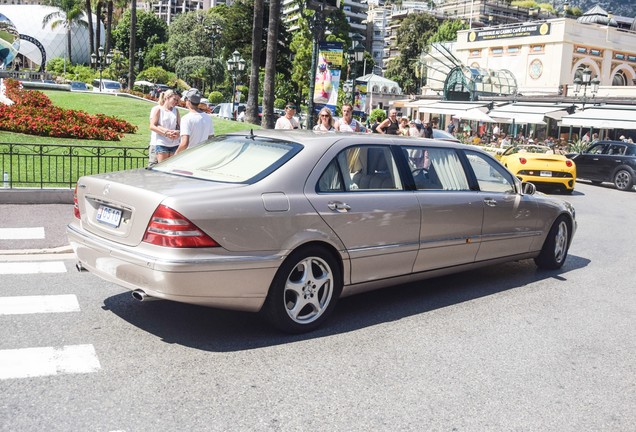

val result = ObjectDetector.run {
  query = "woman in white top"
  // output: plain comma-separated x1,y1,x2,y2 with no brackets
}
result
150,89,181,162
313,108,335,131
147,92,167,166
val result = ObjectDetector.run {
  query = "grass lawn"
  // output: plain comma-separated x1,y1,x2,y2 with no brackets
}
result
0,90,259,147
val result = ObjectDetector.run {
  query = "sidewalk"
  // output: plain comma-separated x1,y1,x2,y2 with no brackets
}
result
0,204,74,255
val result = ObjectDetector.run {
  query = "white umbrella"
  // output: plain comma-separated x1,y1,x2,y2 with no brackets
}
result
134,80,154,87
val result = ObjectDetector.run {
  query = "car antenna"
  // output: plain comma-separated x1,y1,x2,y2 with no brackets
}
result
248,129,255,140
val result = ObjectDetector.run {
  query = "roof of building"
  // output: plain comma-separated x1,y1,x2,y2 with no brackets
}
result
577,5,618,27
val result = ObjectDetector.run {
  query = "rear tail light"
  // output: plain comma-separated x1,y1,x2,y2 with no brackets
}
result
73,183,80,219
143,205,219,248
565,160,573,167
519,157,527,164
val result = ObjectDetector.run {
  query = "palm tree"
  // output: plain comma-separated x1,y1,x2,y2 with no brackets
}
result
42,0,88,64
127,0,136,89
246,0,264,125
85,0,94,56
262,0,281,129
105,0,114,53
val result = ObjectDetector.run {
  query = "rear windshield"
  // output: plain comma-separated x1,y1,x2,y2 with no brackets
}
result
103,82,121,89
153,135,302,183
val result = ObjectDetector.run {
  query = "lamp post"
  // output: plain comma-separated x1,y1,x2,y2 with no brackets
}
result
226,50,246,120
90,46,112,92
160,50,166,68
205,24,221,59
137,48,143,71
347,34,365,106
573,66,600,109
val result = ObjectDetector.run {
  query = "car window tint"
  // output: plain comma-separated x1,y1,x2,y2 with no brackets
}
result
464,150,515,193
318,160,344,192
324,145,403,191
607,145,626,155
154,136,300,183
586,144,606,155
402,146,469,191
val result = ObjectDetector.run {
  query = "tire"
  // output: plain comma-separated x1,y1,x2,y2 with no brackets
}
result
534,216,570,270
262,246,342,334
613,169,634,191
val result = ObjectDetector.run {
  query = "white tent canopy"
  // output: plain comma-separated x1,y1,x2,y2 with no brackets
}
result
489,103,571,125
452,108,494,123
561,105,636,129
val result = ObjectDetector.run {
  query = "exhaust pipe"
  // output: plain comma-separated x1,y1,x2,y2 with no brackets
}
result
131,289,159,302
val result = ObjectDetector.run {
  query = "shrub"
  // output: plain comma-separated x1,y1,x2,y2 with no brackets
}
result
0,79,137,141
370,108,387,122
207,91,224,104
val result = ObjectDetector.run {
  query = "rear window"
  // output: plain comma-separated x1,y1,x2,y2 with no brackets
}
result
153,135,302,183
103,81,121,89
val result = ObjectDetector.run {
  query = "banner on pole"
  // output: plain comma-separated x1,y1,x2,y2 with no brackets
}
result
353,79,367,116
313,41,343,116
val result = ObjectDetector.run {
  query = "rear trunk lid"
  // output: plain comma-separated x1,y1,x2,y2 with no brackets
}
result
75,169,242,246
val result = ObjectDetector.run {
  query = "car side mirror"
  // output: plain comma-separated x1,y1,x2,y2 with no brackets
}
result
522,182,536,195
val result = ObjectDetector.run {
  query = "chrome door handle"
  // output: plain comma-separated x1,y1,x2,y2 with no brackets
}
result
327,201,351,212
483,198,497,207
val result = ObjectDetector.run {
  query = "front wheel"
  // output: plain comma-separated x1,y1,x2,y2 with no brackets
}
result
614,169,634,191
262,246,342,333
534,216,570,270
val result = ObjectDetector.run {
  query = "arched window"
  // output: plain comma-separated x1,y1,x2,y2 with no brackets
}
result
612,71,626,86
372,85,379,92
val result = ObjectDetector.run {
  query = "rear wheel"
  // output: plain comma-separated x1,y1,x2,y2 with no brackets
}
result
534,216,570,270
262,246,342,333
613,169,634,191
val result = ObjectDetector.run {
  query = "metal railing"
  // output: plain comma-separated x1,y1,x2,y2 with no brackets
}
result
1,143,148,189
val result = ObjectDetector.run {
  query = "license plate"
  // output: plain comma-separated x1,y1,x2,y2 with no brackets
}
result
96,205,122,227
540,171,552,177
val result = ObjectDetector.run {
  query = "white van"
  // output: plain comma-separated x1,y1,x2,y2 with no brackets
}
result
92,79,122,93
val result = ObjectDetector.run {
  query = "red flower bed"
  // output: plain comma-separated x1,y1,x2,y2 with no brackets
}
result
0,79,137,141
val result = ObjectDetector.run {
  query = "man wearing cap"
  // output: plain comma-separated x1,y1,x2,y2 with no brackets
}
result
176,88,214,154
275,102,300,129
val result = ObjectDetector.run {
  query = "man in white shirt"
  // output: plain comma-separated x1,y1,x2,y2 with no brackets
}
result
274,102,300,129
176,88,214,154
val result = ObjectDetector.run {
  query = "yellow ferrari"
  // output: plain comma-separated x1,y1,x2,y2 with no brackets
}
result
499,145,577,193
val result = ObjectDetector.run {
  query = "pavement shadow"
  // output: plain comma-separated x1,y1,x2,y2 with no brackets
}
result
101,254,590,352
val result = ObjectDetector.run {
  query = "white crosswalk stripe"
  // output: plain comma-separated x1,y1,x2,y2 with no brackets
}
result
0,261,67,274
0,235,101,379
0,294,80,315
0,344,101,380
0,227,45,240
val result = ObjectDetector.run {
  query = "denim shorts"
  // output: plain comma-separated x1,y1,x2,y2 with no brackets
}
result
155,145,177,155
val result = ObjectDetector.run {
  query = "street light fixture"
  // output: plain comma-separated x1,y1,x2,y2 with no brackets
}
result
205,24,221,59
347,33,365,106
226,50,246,119
573,66,600,109
90,46,112,92
160,50,166,68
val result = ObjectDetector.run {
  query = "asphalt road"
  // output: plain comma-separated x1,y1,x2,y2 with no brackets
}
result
0,182,634,431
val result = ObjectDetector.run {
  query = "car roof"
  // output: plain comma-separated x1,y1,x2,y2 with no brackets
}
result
230,129,482,153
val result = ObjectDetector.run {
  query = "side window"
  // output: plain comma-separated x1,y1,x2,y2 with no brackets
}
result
317,145,403,192
402,146,469,191
465,150,516,193
586,144,606,155
317,160,344,192
607,145,626,155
